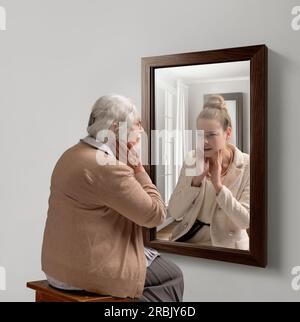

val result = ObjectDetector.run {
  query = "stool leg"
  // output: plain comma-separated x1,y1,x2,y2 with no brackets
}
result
35,291,43,302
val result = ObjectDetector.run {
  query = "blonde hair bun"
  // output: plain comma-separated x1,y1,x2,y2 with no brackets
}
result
203,95,227,111
197,94,232,130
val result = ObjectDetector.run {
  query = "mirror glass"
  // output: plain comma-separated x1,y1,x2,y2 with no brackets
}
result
153,61,250,251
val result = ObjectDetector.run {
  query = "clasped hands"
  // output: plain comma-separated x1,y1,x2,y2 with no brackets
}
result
192,150,223,194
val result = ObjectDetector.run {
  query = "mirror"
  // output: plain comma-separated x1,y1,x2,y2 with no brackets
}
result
154,61,250,249
141,45,267,267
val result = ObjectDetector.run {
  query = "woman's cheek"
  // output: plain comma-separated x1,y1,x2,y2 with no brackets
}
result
214,138,226,150
127,131,138,144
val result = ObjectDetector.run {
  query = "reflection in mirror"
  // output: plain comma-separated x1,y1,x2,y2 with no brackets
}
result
154,61,250,251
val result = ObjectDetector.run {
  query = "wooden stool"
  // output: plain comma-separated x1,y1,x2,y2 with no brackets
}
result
27,280,136,302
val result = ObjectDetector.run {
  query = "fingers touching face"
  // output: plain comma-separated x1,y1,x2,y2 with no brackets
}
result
128,121,144,145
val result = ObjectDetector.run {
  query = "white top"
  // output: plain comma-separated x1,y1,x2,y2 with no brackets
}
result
46,136,159,291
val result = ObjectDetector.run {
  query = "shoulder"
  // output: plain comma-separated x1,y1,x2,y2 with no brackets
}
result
232,144,249,170
74,144,135,182
242,152,249,162
240,152,250,182
241,152,250,169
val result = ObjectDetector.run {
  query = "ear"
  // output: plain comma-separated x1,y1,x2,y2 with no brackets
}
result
109,122,119,133
226,127,232,140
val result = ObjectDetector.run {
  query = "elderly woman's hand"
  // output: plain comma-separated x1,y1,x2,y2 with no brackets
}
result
127,142,140,166
116,141,145,174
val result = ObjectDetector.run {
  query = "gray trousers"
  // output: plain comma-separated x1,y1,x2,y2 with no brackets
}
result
138,255,184,302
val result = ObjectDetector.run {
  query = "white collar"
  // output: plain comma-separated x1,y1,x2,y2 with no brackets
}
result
80,136,115,158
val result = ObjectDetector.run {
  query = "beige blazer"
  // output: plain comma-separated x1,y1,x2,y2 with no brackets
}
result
41,141,166,298
168,143,250,250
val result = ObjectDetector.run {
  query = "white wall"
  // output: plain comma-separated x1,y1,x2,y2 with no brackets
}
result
0,0,300,301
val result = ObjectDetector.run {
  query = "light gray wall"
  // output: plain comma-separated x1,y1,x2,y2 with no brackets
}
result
0,0,300,301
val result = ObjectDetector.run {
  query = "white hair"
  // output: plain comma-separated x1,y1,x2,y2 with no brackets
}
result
87,94,140,139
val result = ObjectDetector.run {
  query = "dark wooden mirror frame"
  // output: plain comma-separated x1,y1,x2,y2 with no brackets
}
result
141,44,268,267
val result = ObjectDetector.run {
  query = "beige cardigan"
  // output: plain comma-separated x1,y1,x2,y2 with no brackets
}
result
168,143,250,250
41,141,166,298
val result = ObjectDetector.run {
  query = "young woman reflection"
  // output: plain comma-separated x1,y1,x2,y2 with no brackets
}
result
168,95,250,250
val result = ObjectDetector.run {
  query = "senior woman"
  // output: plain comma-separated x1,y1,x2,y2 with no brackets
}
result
41,95,184,302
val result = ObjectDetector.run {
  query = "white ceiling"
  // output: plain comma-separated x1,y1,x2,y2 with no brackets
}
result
155,60,250,84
